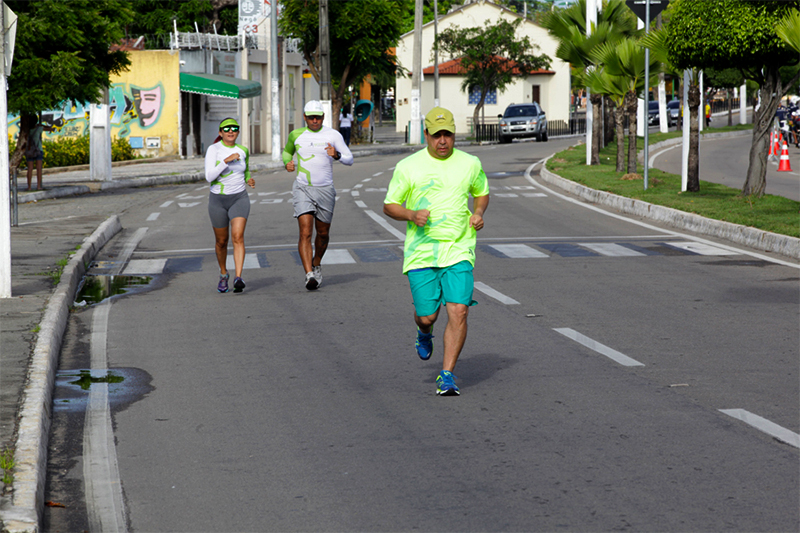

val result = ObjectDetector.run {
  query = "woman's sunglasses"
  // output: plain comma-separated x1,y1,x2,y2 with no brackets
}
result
221,125,239,132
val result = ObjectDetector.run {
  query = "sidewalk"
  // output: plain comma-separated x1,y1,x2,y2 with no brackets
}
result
2,128,798,531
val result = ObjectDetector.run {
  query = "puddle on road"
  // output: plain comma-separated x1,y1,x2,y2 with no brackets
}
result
75,274,153,306
53,367,154,412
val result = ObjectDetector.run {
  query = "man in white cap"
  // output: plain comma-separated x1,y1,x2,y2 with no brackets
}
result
283,100,354,290
383,106,489,396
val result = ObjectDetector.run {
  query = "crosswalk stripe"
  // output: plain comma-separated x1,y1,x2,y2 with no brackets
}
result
123,259,168,275
474,282,520,305
489,244,549,258
321,249,357,265
663,241,739,256
579,242,647,257
226,253,261,271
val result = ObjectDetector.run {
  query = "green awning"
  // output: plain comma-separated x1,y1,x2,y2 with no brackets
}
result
179,72,261,99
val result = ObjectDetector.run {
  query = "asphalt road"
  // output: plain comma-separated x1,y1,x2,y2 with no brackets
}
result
649,132,800,201
44,139,799,531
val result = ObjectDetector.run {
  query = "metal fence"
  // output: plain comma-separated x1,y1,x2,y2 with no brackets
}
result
473,118,586,143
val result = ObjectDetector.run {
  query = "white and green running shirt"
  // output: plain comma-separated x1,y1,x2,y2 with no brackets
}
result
204,141,251,195
385,148,489,274
282,125,354,187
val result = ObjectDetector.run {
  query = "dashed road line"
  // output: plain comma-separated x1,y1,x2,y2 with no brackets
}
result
720,409,800,448
554,328,645,367
146,212,160,221
474,281,520,305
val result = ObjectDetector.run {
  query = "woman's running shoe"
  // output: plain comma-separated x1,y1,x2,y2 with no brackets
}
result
305,271,319,291
217,273,229,293
436,370,459,396
233,277,245,293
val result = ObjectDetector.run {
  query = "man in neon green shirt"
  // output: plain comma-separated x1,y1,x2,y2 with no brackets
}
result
384,107,490,396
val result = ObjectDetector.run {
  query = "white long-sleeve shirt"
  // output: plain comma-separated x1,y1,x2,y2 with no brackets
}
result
205,141,251,195
281,125,353,187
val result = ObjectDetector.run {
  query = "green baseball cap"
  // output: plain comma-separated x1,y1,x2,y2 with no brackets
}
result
219,117,239,129
425,107,455,134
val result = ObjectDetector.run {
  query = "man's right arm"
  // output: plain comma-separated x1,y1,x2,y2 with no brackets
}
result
383,203,429,227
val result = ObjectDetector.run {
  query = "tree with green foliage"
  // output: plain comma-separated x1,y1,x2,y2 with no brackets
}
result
539,0,638,165
435,18,550,128
704,68,745,127
665,0,800,197
125,0,239,48
5,0,134,174
279,0,404,130
590,38,658,174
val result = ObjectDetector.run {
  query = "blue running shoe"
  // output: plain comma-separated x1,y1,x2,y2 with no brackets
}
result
436,370,459,396
415,328,434,360
217,273,229,293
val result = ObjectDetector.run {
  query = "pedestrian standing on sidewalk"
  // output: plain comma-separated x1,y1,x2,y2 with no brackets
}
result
383,106,490,396
205,117,255,293
25,115,53,191
339,105,354,146
282,100,353,291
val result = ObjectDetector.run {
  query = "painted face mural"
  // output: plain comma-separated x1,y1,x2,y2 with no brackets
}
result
131,85,163,127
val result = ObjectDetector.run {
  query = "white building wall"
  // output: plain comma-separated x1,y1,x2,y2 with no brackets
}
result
395,0,570,134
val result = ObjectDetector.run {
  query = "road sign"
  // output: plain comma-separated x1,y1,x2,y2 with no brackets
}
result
625,0,666,23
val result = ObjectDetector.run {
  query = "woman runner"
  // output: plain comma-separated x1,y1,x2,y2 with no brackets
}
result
205,117,255,293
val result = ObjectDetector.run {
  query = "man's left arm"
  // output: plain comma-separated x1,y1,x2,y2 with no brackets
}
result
470,195,489,231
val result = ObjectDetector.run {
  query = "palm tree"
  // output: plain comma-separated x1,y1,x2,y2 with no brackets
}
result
540,0,639,165
591,37,659,174
776,9,800,54
641,28,703,192
586,67,628,172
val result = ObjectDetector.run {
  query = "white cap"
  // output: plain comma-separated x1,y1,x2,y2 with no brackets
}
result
304,100,324,116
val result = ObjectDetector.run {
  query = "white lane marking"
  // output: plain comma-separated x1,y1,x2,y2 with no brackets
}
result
373,172,384,177
84,228,148,532
351,190,360,197
250,199,257,204
195,185,206,191
365,187,388,192
355,200,367,208
321,249,356,265
580,242,646,257
339,188,351,193
159,201,174,208
554,328,645,367
354,183,363,189
179,195,205,199
363,177,373,182
649,143,680,168
511,185,536,190
667,241,739,256
123,258,167,275
474,281,520,305
17,215,79,226
258,191,276,196
260,198,284,204
178,202,201,208
176,192,190,199
526,162,800,269
522,192,548,197
226,253,261,271
495,193,519,198
489,244,549,258
364,209,406,240
146,212,160,221
720,409,800,448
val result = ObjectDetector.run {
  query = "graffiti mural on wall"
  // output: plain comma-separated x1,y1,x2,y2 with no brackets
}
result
8,82,165,140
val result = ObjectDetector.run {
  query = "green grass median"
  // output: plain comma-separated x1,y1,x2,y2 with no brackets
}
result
546,127,799,239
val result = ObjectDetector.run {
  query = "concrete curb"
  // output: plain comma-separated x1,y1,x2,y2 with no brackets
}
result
539,165,800,260
0,215,123,533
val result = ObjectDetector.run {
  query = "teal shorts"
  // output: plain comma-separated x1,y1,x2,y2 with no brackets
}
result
407,260,477,317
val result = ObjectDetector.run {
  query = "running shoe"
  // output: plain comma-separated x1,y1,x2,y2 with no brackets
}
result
217,273,229,293
415,327,434,360
305,271,319,291
312,265,323,288
436,370,459,396
233,277,245,293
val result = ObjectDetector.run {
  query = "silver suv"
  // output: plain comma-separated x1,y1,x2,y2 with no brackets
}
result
498,103,548,143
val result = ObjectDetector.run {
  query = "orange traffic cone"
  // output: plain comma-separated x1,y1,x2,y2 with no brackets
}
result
777,140,793,172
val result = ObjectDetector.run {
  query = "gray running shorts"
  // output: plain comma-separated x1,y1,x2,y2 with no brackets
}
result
292,181,336,224
208,190,250,228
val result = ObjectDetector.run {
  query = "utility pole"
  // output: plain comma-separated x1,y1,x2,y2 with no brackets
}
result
410,0,423,145
433,0,439,108
0,0,11,298
318,0,332,127
270,0,280,161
